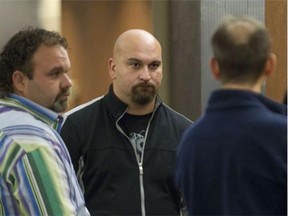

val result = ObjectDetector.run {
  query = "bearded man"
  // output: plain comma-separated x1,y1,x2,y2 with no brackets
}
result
60,29,192,216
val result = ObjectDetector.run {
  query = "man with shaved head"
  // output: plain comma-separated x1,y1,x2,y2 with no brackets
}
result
61,29,192,215
176,16,287,215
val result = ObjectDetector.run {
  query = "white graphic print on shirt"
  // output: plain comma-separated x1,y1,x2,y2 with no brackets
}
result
129,130,146,156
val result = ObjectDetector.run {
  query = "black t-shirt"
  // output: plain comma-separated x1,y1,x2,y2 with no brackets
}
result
119,112,152,160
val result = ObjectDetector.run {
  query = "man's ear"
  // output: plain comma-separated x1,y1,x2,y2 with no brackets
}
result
263,53,277,78
210,57,221,80
108,58,116,80
12,71,27,94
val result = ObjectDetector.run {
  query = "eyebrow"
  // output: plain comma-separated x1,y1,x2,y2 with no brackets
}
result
49,66,70,73
127,58,140,62
151,60,161,65
126,58,161,64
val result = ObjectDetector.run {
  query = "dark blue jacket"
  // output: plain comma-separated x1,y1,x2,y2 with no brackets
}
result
176,89,287,215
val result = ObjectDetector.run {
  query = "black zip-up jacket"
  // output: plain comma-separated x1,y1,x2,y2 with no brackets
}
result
60,85,192,216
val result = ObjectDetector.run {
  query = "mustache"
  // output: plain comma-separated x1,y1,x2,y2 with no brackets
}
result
135,82,154,88
56,88,71,100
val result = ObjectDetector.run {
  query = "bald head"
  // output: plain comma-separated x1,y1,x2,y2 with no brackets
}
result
113,29,162,59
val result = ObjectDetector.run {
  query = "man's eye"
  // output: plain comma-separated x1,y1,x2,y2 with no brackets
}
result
131,63,140,68
150,63,160,70
49,71,60,78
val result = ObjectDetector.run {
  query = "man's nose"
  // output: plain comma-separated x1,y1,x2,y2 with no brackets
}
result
139,67,151,81
62,73,73,88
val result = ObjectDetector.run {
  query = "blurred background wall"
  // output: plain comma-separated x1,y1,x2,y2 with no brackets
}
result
0,0,286,120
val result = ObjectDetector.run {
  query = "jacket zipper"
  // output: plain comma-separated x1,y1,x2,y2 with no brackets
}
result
139,163,145,216
115,107,156,216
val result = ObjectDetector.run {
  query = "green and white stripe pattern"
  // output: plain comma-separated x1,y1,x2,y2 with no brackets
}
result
0,95,89,216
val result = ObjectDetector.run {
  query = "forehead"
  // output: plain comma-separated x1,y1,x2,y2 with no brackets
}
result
115,32,162,63
32,44,70,68
122,44,162,64
33,44,68,59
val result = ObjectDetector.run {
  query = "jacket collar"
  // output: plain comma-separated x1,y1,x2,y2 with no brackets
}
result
207,89,287,115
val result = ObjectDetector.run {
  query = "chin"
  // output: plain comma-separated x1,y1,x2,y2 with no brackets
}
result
52,102,68,113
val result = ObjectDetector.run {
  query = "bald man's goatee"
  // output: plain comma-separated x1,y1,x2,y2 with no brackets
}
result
131,83,156,105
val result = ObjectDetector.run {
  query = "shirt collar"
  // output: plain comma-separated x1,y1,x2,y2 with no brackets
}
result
1,94,63,132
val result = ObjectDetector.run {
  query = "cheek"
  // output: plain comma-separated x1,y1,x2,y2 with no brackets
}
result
120,73,136,84
31,80,58,99
152,72,163,84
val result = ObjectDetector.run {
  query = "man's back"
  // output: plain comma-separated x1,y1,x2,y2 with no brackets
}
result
176,89,287,215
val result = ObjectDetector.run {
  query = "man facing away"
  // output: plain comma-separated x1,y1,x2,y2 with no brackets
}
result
176,16,287,215
60,29,192,215
0,27,90,215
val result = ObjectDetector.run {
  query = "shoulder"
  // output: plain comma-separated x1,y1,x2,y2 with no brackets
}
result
65,95,104,116
160,103,192,123
0,109,52,133
157,103,192,132
257,111,287,136
64,96,104,120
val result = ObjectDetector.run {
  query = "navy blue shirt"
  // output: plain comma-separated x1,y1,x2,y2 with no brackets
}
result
176,89,287,215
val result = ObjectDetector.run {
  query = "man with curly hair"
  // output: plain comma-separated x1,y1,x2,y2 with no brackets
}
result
0,26,90,215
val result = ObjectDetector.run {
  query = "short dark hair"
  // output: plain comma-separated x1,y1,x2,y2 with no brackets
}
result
211,16,271,84
0,26,68,97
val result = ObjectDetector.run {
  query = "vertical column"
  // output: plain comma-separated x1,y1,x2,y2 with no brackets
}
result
170,0,202,121
265,0,287,102
38,0,61,32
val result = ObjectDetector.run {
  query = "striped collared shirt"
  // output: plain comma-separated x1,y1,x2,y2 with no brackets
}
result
0,94,90,216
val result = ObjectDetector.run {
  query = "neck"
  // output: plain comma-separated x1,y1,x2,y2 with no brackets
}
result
126,100,155,115
221,78,265,93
